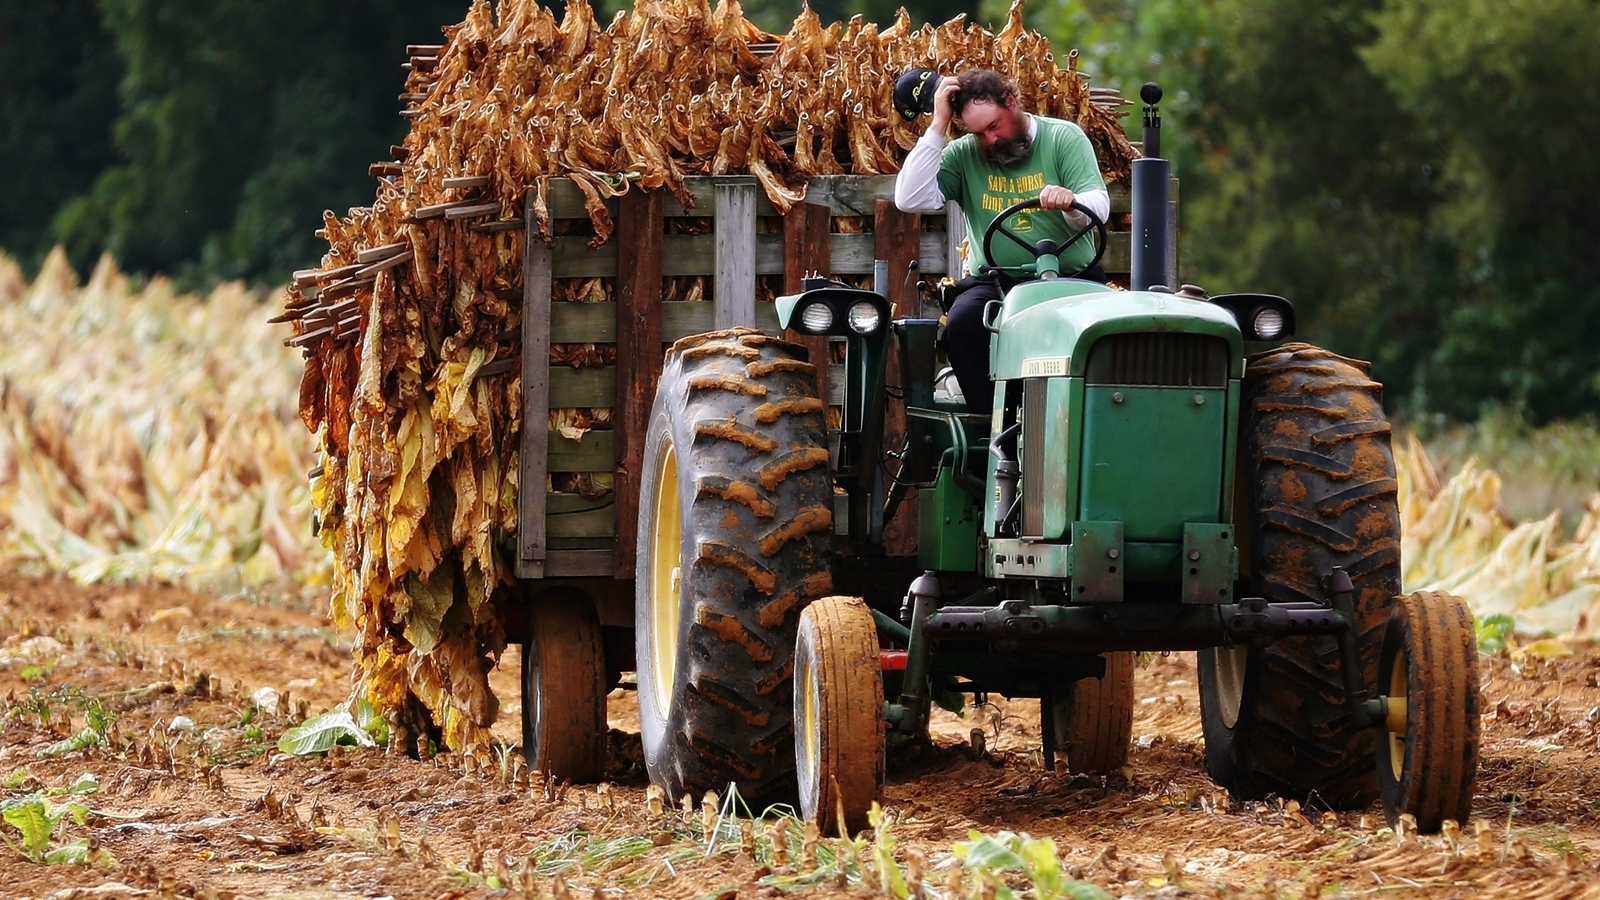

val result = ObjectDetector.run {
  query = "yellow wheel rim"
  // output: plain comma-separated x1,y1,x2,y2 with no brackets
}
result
1386,645,1408,779
649,441,682,713
799,642,819,785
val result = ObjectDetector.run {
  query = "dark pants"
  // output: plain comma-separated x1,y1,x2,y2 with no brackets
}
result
941,264,1107,414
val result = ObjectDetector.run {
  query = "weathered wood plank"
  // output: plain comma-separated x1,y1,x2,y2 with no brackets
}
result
714,179,758,329
517,222,554,578
661,301,780,340
550,302,618,342
549,367,617,407
877,200,920,556
614,189,664,578
544,177,1133,221
545,494,616,538
552,233,785,278
548,430,615,471
784,201,834,407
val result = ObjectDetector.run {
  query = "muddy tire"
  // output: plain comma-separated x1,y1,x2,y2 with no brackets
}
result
636,328,835,808
1377,591,1480,832
521,589,607,782
1052,652,1134,775
796,596,885,835
1199,343,1402,807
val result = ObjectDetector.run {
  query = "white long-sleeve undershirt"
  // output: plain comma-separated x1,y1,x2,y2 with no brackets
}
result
893,114,1111,228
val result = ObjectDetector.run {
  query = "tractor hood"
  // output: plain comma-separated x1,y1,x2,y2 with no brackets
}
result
992,282,1246,380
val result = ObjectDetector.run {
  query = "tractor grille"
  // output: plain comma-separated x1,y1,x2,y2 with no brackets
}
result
1084,333,1229,387
1021,378,1048,537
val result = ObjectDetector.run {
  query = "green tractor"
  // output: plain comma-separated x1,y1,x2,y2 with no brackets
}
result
632,85,1480,834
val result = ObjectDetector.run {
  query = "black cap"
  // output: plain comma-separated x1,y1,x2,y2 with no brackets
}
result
893,68,944,121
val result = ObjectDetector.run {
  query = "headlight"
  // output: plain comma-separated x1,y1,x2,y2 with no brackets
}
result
847,300,882,334
1251,305,1285,341
799,302,834,333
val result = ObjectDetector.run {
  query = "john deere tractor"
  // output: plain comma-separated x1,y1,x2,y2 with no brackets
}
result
632,84,1480,833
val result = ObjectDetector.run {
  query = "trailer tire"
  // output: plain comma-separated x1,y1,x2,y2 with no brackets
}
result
1199,343,1402,808
521,589,607,783
636,328,835,808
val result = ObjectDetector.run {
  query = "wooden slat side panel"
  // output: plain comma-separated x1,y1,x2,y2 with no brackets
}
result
713,179,758,328
784,201,833,407
549,368,617,407
517,228,554,578
877,200,920,557
552,233,786,279
660,301,779,340
545,494,616,538
614,189,664,578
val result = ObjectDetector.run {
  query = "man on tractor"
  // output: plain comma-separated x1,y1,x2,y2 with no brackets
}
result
893,68,1110,413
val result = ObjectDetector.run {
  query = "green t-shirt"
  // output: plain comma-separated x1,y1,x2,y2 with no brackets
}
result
937,115,1107,275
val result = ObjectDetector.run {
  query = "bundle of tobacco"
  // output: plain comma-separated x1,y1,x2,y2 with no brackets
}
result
279,0,1137,752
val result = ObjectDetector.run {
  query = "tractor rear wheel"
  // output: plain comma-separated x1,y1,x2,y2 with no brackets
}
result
1199,343,1402,808
521,589,607,782
1377,591,1480,832
635,328,835,808
1052,651,1134,775
795,596,885,835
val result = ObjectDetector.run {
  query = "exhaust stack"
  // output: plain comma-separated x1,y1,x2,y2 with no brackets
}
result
1130,82,1171,291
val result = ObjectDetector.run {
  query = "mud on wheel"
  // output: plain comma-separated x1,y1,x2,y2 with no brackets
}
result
636,328,835,807
1377,591,1480,832
1199,343,1402,807
795,596,885,835
521,587,607,783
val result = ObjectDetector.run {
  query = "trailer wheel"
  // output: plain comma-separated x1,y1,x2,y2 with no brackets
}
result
521,589,607,782
796,596,885,835
636,328,835,808
1377,591,1480,832
1199,343,1402,808
1052,651,1133,775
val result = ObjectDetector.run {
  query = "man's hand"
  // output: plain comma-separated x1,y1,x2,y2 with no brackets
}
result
1038,185,1077,211
930,76,962,135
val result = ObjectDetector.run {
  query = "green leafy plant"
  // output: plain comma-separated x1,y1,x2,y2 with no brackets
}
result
0,793,88,863
277,699,387,755
41,697,116,757
1477,614,1516,654
953,830,1114,900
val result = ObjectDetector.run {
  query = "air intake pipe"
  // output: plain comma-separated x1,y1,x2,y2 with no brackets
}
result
1130,82,1170,291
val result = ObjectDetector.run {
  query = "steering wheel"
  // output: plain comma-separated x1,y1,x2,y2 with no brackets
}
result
980,196,1107,280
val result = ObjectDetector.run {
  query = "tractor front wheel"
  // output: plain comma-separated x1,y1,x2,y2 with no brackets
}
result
635,328,835,808
1377,591,1480,832
795,596,885,835
1051,651,1134,775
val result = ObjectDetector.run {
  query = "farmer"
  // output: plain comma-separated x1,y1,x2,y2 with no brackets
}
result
893,68,1110,414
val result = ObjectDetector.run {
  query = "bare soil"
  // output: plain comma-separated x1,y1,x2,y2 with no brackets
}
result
4,575,1600,899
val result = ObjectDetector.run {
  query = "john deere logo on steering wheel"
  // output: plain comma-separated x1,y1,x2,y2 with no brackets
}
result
1010,212,1035,233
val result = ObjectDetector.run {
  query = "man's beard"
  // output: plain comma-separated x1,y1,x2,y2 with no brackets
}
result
978,113,1034,166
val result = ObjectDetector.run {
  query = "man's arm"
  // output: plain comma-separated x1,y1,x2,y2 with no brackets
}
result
895,76,964,213
894,131,950,213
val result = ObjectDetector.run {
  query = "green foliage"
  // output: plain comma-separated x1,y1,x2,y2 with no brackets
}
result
0,792,89,863
41,697,116,758
277,698,385,754
47,0,467,286
1476,613,1516,655
954,830,1114,900
0,0,122,272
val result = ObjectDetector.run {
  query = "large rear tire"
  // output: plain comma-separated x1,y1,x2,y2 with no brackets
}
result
1199,343,1402,808
1052,651,1134,775
796,596,885,836
1377,591,1480,832
636,328,835,808
521,589,607,782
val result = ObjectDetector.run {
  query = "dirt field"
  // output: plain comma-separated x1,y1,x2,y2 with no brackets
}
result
4,574,1600,900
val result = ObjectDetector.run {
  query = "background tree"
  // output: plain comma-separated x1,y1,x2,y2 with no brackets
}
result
50,0,467,284
0,0,122,269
